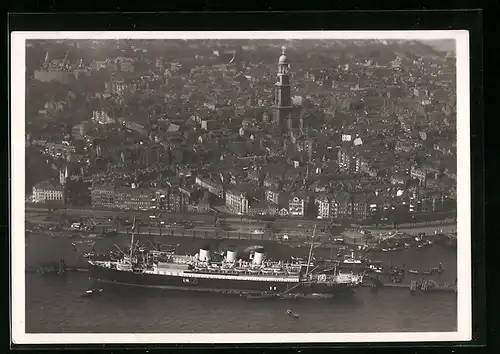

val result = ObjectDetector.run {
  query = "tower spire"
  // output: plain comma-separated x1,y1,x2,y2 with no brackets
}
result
273,48,304,131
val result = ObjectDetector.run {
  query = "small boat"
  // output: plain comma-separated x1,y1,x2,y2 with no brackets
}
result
430,267,443,274
431,263,444,274
80,288,103,298
286,309,300,318
408,269,419,274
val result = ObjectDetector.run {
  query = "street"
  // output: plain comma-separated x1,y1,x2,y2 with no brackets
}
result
26,206,331,229
26,206,457,246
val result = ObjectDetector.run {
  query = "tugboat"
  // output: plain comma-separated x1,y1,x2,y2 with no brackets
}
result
286,309,300,319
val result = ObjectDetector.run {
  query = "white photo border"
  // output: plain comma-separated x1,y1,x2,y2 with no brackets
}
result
10,30,471,344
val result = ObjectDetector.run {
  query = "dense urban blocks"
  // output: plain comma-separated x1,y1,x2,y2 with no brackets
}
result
25,38,456,228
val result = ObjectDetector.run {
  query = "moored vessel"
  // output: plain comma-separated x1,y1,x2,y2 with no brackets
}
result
88,219,364,296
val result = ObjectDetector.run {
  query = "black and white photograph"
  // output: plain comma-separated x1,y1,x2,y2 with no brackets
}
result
11,31,471,344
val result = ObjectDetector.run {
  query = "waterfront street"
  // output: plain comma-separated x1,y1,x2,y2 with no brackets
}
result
26,208,456,247
27,205,456,234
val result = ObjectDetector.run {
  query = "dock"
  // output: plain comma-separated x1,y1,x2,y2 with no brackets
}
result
362,280,456,294
26,265,89,274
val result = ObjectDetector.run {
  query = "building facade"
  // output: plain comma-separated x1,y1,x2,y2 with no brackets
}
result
32,181,65,204
315,195,330,219
265,188,280,205
113,187,153,211
90,185,115,208
225,188,249,215
186,198,210,213
167,189,182,212
248,201,278,216
195,177,224,198
289,195,306,217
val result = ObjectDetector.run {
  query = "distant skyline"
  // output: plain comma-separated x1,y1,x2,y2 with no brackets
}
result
28,38,456,52
421,39,455,53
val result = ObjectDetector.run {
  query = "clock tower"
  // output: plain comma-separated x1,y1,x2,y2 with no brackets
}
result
273,47,298,131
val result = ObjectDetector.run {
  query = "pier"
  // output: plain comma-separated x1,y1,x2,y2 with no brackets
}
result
362,279,456,294
26,260,89,275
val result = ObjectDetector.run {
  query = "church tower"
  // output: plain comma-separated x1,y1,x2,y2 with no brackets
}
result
273,46,295,131
59,165,68,186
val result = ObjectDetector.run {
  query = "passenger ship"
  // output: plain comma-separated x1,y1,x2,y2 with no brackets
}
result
88,218,364,296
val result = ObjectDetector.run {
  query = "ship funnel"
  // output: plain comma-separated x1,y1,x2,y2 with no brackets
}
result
199,248,211,262
252,250,265,266
226,250,237,263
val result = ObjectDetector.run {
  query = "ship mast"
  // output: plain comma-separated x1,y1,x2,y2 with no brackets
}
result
305,224,316,276
129,217,136,265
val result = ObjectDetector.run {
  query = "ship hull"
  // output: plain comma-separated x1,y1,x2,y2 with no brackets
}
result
89,264,357,296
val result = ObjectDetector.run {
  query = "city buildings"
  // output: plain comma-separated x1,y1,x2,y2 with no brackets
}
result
25,39,457,224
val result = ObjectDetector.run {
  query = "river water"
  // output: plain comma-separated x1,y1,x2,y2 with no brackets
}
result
24,233,457,333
